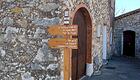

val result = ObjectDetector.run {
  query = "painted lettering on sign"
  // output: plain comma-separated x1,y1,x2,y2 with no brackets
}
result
48,38,78,49
48,25,78,36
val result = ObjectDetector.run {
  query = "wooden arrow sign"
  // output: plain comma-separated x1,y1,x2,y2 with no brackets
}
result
48,25,78,36
48,38,78,49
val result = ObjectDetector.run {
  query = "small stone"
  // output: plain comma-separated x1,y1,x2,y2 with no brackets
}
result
4,30,13,42
16,19,28,28
0,48,6,57
0,9,4,13
30,63,45,70
21,72,34,80
17,35,27,43
0,61,5,70
32,17,60,26
4,27,19,42
5,27,19,34
26,0,38,7
6,0,14,2
11,7,23,14
0,31,4,42
42,39,49,43
18,55,30,64
3,17,14,26
38,3,59,12
15,74,22,80
47,64,58,70
34,27,45,38
22,8,31,16
34,48,44,62
0,0,3,4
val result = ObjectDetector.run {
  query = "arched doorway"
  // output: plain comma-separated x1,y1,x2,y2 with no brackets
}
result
123,30,135,57
72,7,92,79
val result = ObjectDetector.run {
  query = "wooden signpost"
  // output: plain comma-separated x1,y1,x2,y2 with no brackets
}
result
47,25,78,80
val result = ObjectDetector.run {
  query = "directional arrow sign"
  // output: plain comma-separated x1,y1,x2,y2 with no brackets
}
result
48,25,78,36
48,38,78,49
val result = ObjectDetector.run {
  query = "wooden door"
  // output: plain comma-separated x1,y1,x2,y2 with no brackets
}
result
123,31,135,57
72,9,87,80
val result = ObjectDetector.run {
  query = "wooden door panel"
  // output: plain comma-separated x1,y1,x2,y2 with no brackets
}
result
72,49,78,80
72,9,87,79
77,11,86,79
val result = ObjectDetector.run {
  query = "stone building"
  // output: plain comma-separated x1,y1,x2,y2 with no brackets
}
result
113,8,140,58
0,0,115,80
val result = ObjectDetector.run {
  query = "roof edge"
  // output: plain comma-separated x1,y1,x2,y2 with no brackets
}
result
115,8,140,20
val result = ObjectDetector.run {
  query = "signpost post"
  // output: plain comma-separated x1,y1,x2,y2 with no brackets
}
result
47,25,78,80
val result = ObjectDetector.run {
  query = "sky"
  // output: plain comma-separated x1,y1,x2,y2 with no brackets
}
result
115,0,140,16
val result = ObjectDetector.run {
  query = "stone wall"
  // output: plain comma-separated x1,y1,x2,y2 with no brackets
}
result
113,12,140,57
87,0,113,68
0,0,113,79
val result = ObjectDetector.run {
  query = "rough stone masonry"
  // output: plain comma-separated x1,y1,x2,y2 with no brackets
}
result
0,0,114,80
113,9,140,58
